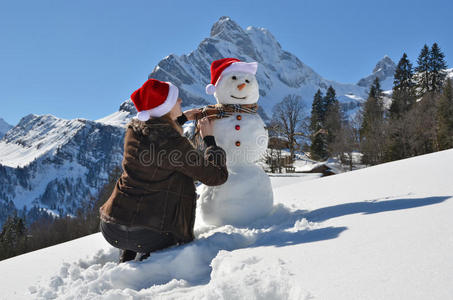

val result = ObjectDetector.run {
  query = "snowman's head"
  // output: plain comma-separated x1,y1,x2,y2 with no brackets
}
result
206,58,260,105
214,72,259,105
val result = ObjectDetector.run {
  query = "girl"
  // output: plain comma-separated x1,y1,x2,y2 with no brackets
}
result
99,78,228,263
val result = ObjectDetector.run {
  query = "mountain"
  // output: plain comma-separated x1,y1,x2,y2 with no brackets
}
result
0,16,429,226
357,55,397,91
0,114,124,225
104,16,370,125
1,149,452,299
0,118,13,139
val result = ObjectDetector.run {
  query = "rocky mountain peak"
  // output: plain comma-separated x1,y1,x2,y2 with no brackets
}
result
373,55,396,74
110,16,369,124
119,99,137,114
357,55,397,90
210,16,246,39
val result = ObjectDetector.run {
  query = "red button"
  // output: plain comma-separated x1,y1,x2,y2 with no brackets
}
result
236,115,242,120
235,141,241,147
235,125,240,130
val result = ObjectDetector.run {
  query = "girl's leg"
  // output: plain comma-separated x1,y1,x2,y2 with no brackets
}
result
100,220,179,262
136,252,151,261
99,220,138,263
128,229,177,261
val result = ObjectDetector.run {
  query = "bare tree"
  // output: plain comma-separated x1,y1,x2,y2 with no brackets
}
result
270,95,309,163
330,114,361,170
263,147,284,173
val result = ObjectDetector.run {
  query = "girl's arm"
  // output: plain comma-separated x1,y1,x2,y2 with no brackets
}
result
160,135,228,186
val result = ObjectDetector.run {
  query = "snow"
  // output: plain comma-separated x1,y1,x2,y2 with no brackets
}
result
95,110,131,128
1,149,453,299
0,114,85,168
199,164,273,226
447,68,453,79
344,93,363,101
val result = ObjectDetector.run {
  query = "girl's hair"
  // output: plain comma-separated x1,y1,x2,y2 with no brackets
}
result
160,113,183,135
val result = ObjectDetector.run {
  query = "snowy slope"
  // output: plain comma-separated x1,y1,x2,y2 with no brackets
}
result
1,149,452,300
0,114,125,226
0,118,13,139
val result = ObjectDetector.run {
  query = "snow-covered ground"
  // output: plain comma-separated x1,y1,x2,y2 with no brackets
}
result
1,149,452,299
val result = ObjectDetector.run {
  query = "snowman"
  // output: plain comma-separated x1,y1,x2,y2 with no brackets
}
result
197,58,274,226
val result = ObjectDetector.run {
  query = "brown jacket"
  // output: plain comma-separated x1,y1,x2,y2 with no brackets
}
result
100,117,228,243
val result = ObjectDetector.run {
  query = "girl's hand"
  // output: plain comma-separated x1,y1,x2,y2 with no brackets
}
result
198,117,213,138
183,108,202,121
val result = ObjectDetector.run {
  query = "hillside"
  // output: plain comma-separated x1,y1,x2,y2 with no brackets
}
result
0,148,452,299
0,114,124,225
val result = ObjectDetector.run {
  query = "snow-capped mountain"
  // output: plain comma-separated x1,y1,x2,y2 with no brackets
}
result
104,16,370,125
0,114,124,225
0,16,431,227
0,118,13,139
357,55,397,91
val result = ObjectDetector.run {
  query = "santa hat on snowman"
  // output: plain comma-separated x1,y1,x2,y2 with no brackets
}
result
130,78,179,121
205,58,258,95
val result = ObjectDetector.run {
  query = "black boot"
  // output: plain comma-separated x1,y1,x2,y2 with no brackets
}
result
136,252,151,261
119,249,137,263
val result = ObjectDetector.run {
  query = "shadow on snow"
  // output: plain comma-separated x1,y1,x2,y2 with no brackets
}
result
304,196,451,222
40,195,451,294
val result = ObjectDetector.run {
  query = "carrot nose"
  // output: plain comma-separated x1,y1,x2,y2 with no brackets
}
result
237,83,246,91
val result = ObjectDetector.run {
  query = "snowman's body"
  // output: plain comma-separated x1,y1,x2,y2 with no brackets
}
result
199,67,274,226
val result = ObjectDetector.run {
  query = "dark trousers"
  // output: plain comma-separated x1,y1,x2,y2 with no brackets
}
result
99,220,177,253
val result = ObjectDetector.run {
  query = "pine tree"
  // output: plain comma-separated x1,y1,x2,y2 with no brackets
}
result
0,215,27,260
310,89,325,131
437,79,453,150
415,44,431,95
390,53,416,119
324,86,338,108
310,89,327,160
368,77,383,100
429,43,448,94
360,79,386,165
324,86,342,157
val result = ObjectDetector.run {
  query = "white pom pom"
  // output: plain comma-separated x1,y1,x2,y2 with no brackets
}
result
205,84,216,95
137,111,151,121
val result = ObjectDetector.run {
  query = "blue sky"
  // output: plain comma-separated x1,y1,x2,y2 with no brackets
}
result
1,0,451,125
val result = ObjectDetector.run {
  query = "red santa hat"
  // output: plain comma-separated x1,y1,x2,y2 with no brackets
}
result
130,78,179,121
205,58,258,95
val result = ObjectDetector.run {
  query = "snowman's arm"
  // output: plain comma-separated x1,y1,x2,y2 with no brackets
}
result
161,135,228,186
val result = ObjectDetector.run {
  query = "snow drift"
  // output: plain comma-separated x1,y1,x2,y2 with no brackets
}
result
0,148,452,299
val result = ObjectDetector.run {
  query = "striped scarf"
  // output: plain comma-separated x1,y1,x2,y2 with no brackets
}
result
194,103,259,121
189,103,259,148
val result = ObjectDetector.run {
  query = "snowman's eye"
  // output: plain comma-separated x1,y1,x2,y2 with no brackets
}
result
245,79,250,83
231,76,237,80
